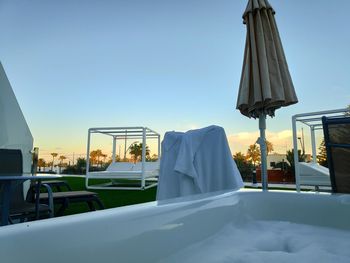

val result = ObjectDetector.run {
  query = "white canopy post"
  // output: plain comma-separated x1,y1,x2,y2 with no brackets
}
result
112,136,117,163
124,130,127,160
310,126,317,163
292,115,300,192
158,134,161,160
141,127,146,188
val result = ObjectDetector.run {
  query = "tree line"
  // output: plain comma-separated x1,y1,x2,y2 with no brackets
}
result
38,140,329,177
233,139,329,181
37,143,159,174
37,153,68,173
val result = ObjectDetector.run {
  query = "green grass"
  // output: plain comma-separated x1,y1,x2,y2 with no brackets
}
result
52,177,157,216
48,177,304,217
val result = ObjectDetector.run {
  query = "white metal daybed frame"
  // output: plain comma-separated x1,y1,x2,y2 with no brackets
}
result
85,127,160,190
292,108,348,192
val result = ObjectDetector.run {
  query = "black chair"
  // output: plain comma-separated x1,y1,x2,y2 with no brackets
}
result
322,116,350,193
30,148,104,216
37,190,104,216
0,149,53,224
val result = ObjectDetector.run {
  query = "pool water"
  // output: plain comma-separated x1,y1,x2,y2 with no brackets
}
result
160,219,350,263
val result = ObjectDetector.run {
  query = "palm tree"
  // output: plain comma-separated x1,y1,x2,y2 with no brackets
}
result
50,152,58,171
76,157,87,174
58,155,67,173
47,161,53,170
90,149,105,167
59,155,66,165
129,143,150,163
90,150,98,165
101,153,107,167
90,149,107,167
233,151,253,181
95,149,103,166
266,140,274,156
246,144,261,168
233,151,247,170
37,158,46,172
286,149,306,174
233,152,246,163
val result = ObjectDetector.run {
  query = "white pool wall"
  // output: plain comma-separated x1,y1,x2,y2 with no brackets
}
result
0,191,349,263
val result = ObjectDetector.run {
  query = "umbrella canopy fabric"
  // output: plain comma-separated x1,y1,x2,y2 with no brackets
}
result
237,0,298,118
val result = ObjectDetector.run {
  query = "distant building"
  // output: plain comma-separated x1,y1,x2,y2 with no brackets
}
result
38,165,65,174
256,152,295,183
267,153,287,169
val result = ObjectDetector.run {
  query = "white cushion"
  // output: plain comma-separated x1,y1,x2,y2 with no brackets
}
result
106,162,134,172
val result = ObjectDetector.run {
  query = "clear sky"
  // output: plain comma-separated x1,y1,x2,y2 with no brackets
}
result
0,0,349,162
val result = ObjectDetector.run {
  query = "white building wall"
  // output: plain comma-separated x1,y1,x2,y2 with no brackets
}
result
267,153,287,169
0,62,33,174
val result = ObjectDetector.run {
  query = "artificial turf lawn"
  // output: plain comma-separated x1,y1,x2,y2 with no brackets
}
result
48,177,298,217
52,176,157,216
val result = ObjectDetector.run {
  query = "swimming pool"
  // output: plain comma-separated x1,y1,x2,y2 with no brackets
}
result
0,190,349,262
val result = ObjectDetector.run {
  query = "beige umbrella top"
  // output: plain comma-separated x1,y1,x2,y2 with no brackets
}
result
236,0,298,118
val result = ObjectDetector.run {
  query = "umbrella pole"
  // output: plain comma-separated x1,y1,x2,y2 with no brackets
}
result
258,114,268,191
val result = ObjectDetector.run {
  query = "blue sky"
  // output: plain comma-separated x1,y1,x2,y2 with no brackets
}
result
0,0,349,161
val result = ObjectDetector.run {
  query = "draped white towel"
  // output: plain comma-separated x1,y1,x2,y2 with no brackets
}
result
157,126,243,200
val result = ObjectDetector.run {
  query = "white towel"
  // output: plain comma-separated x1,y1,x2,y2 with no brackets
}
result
156,131,200,200
157,126,243,200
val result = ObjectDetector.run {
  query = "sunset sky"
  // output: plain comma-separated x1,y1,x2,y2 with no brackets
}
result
0,0,349,162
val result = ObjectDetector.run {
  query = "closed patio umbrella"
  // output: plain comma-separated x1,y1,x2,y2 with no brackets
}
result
236,0,298,190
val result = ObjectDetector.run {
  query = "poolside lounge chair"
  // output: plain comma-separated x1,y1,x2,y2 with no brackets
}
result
36,190,104,216
29,148,104,216
27,180,104,216
31,180,104,216
0,149,53,224
322,116,350,193
39,180,72,191
85,127,160,190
